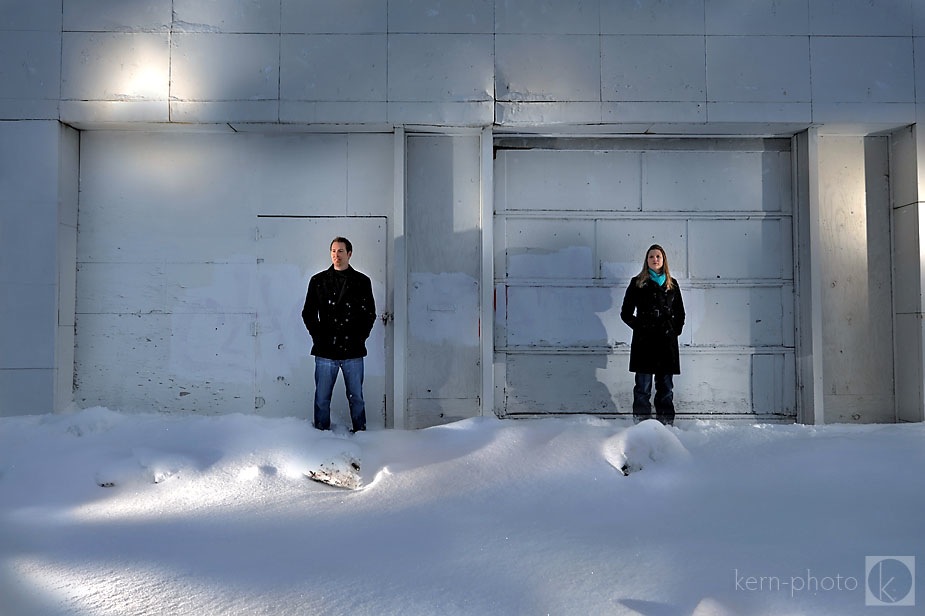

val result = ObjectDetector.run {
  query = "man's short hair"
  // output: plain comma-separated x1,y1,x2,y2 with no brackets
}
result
331,236,353,253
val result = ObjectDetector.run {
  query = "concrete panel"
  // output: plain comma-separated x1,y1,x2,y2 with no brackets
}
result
0,99,59,120
751,353,796,416
55,322,75,410
0,31,60,102
390,0,493,33
644,150,791,213
705,0,809,35
916,3,925,36
707,102,811,124
496,0,600,34
63,0,171,32
171,101,278,123
388,34,492,102
817,136,894,422
678,353,751,413
0,369,55,415
77,263,166,315
57,223,78,327
251,134,350,214
280,101,389,125
891,208,921,315
79,263,258,316
597,219,689,281
0,121,62,203
0,202,57,285
602,36,706,102
503,219,595,279
689,219,790,279
495,35,600,102
497,101,606,126
917,38,925,103
0,1,62,30
505,286,616,347
809,0,912,36
74,313,255,414
171,34,279,101
61,33,170,101
60,101,170,124
495,150,641,211
601,102,705,124
76,193,258,266
691,287,787,346
388,101,492,126
0,283,56,369
894,313,924,422
281,0,387,34
173,0,281,33
810,102,915,129
346,134,394,217
706,36,810,102
504,354,620,414
405,135,481,425
601,0,705,35
810,37,914,103
281,35,387,102
407,398,479,428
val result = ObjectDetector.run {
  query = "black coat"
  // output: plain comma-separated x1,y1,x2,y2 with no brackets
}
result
620,277,685,375
302,265,376,360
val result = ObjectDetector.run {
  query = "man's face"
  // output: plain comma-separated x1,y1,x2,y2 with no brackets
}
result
331,241,351,270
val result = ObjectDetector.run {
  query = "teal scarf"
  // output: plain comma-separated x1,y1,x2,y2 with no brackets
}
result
648,268,666,286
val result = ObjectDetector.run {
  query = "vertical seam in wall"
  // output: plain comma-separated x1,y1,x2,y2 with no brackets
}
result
58,0,64,103
492,0,497,125
386,0,391,122
168,0,174,122
806,17,814,124
598,0,603,113
702,0,707,121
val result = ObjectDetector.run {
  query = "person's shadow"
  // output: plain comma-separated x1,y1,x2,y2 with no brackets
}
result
500,246,619,416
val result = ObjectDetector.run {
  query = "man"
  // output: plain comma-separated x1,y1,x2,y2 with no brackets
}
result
302,237,377,432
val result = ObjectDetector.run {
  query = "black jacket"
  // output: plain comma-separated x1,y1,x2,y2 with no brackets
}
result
302,265,376,360
620,277,685,375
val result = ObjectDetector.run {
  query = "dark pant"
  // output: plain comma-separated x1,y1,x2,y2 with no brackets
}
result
313,357,366,431
633,373,675,425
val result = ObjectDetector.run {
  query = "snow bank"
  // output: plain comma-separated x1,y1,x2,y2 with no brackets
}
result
1,409,924,615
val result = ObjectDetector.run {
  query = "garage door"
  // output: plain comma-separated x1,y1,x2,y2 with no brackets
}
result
75,131,394,420
493,138,796,421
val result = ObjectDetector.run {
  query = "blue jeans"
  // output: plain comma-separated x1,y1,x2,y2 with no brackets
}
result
633,373,675,425
313,357,366,431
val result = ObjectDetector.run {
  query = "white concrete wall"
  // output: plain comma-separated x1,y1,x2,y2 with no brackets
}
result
3,0,925,422
0,121,78,415
815,136,894,422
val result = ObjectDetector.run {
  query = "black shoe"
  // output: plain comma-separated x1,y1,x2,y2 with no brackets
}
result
350,427,366,434
632,414,652,424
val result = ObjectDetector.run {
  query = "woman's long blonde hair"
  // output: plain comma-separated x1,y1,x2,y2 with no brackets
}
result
634,244,674,290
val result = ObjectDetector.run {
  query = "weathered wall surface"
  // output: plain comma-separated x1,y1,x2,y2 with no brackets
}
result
3,1,925,424
74,132,394,424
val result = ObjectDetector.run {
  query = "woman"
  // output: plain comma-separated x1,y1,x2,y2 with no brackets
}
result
620,244,686,425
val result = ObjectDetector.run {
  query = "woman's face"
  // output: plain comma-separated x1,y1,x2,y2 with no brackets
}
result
647,249,664,272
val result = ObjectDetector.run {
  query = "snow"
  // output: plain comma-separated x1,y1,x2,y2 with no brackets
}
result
1,408,923,616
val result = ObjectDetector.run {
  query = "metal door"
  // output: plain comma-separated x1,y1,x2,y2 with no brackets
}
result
256,216,387,428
